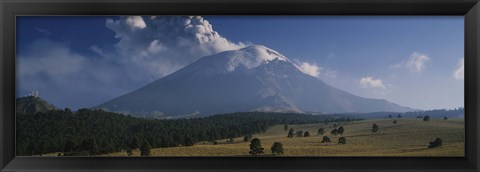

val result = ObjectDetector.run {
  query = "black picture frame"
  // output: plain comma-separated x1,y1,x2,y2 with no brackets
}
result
1,0,479,171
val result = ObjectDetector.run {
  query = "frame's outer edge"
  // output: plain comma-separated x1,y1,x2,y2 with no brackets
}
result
466,2,480,171
1,0,16,171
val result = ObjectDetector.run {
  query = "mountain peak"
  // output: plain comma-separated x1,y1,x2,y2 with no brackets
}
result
209,44,289,73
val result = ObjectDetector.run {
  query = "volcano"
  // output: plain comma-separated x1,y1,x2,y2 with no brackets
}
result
95,45,412,118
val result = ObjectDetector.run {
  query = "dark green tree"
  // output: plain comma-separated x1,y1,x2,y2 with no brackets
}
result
284,124,289,131
304,131,310,137
317,128,325,135
397,114,402,118
140,142,151,156
126,149,133,156
337,126,345,136
423,115,430,122
249,138,264,156
372,123,379,134
388,114,393,118
270,142,284,155
338,137,346,144
393,120,397,124
296,130,304,137
321,136,331,143
444,117,448,120
287,128,295,138
428,138,443,148
331,128,338,136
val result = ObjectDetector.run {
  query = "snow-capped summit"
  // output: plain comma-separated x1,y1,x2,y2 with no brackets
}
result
95,45,412,118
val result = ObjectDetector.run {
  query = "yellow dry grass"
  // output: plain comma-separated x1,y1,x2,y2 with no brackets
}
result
105,118,464,157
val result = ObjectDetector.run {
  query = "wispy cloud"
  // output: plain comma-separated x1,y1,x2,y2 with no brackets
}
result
406,52,431,72
296,61,320,78
35,27,51,36
453,58,464,80
391,52,431,73
359,76,386,89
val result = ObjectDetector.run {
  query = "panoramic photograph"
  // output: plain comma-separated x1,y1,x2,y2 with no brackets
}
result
16,16,464,157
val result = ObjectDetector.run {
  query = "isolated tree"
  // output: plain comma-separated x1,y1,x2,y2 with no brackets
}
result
244,136,250,142
140,142,151,156
337,126,345,136
296,130,304,137
423,115,430,122
284,124,289,131
126,149,133,156
249,138,264,156
321,136,331,143
338,137,346,144
287,128,295,138
213,141,218,145
393,120,397,124
428,138,443,148
331,128,338,136
372,123,379,134
317,128,325,135
444,117,448,120
388,114,393,118
304,131,310,137
397,114,402,118
270,142,284,155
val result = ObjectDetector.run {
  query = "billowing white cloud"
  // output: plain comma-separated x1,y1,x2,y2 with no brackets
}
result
17,16,246,109
406,52,431,72
359,76,386,89
105,16,246,80
296,62,320,78
125,16,146,29
454,58,464,80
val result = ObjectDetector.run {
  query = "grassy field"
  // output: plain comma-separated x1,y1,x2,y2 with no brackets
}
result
105,118,464,157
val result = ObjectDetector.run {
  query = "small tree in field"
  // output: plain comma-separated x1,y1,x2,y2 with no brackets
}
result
393,120,397,124
296,130,304,137
428,138,443,148
337,126,345,136
304,131,310,137
270,142,284,155
331,128,338,136
321,136,331,143
444,117,448,120
388,114,393,118
126,149,133,156
338,137,346,144
140,142,151,156
423,115,430,122
372,123,379,134
397,114,402,118
249,138,264,156
317,128,325,135
287,128,295,138
284,124,289,131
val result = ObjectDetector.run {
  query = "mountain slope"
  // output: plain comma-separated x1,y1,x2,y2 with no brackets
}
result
95,45,412,118
16,96,56,115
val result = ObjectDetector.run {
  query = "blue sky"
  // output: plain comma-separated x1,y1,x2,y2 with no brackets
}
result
16,16,464,110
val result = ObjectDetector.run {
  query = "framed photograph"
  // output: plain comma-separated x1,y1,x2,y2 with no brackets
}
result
1,0,479,171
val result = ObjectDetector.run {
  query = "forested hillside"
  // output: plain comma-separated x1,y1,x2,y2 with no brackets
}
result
16,108,358,156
